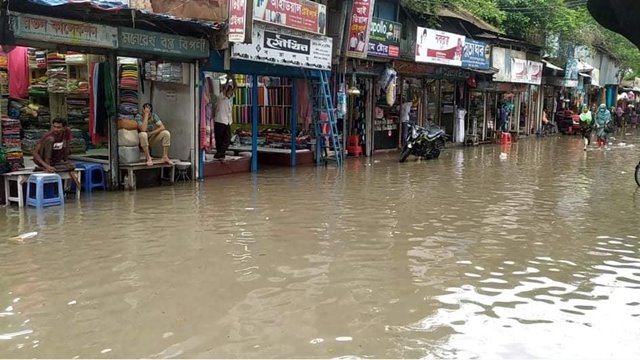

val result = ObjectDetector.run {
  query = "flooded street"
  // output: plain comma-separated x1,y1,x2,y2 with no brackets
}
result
2,134,640,359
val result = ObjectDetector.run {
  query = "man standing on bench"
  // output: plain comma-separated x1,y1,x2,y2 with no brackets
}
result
136,103,174,166
33,118,75,173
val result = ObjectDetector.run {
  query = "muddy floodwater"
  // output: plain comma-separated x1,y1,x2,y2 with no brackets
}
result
2,134,640,358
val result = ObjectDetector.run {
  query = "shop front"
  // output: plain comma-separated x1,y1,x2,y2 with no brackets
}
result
490,47,543,138
202,3,333,173
0,10,215,188
461,38,495,145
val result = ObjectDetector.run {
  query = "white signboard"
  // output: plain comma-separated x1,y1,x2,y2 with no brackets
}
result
415,27,465,67
510,58,542,85
231,22,332,70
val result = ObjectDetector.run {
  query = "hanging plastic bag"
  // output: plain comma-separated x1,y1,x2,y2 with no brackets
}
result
337,82,347,118
386,80,396,106
377,67,397,95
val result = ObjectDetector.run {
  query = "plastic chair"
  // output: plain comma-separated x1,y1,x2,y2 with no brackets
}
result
175,161,191,182
26,173,64,208
75,162,106,192
347,135,363,157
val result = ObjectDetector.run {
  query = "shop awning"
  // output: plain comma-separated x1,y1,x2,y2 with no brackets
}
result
465,67,499,75
2,0,225,39
542,60,563,71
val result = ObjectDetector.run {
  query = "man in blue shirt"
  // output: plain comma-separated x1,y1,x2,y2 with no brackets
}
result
135,103,173,166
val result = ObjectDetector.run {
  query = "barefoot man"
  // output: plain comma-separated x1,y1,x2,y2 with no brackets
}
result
32,117,80,187
136,103,174,166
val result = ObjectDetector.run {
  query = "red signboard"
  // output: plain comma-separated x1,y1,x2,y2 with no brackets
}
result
253,0,327,35
345,0,375,59
229,0,249,42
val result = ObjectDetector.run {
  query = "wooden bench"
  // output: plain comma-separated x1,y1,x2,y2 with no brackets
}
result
118,160,176,190
2,169,83,208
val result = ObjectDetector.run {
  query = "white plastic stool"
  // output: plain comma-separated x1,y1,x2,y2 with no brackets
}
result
174,161,191,181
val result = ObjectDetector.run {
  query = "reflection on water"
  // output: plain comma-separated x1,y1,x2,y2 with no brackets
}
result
2,134,640,358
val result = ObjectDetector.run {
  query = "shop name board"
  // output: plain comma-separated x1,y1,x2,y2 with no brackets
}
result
511,58,542,85
346,0,376,59
264,31,310,54
434,66,471,80
367,18,401,58
118,28,209,58
11,13,118,49
232,22,332,70
462,39,490,70
416,27,465,67
253,0,327,35
229,0,250,43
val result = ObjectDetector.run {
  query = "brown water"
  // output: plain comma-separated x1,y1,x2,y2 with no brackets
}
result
2,134,640,359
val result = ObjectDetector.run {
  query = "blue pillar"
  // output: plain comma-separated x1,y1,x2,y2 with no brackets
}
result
251,74,259,172
198,76,205,181
290,79,298,167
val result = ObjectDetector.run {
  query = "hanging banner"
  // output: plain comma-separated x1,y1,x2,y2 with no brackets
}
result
461,39,490,70
510,58,542,85
231,22,332,70
229,0,250,43
253,0,327,35
345,0,376,59
415,27,465,67
10,13,118,49
565,58,578,81
528,60,542,84
367,17,401,58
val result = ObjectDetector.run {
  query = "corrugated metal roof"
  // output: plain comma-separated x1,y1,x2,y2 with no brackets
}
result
3,0,225,38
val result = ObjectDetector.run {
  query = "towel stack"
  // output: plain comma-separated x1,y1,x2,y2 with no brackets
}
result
29,74,48,97
2,117,24,171
119,63,139,122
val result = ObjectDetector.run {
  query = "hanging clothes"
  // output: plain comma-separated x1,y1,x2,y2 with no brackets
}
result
95,63,107,136
200,81,210,151
7,46,28,99
297,79,311,130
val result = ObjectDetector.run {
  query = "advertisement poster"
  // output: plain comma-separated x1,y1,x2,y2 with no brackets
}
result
229,0,249,43
510,58,543,85
461,39,490,69
253,0,327,35
415,27,466,67
367,17,401,58
231,22,332,70
345,0,375,59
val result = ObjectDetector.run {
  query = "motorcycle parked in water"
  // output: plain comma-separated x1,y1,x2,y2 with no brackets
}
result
399,122,447,162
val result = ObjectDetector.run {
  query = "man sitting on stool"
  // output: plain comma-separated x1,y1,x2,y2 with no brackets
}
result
136,103,174,166
33,117,75,173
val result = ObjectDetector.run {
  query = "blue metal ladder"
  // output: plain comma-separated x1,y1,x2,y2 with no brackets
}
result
307,70,344,168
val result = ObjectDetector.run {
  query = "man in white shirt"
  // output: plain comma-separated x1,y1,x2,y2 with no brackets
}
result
400,100,413,146
214,77,236,159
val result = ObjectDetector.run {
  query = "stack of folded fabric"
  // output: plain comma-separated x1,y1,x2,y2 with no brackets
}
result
27,48,37,68
36,50,47,68
120,64,139,90
22,129,48,155
46,52,65,66
1,117,24,171
47,66,67,93
67,79,89,94
29,74,48,97
0,52,7,68
65,52,87,65
37,105,50,127
0,70,8,96
0,98,7,116
67,97,89,130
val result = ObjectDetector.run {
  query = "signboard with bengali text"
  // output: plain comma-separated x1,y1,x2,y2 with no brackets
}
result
345,0,375,59
11,12,118,49
118,27,209,58
253,0,326,35
232,22,332,70
461,39,490,70
415,27,465,67
367,17,401,58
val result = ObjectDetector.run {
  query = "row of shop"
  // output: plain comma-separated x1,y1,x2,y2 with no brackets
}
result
0,0,624,192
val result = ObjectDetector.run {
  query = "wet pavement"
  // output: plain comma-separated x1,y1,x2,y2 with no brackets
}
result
2,133,640,358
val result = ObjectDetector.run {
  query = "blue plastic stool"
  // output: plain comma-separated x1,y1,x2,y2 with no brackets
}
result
26,173,64,208
75,162,106,192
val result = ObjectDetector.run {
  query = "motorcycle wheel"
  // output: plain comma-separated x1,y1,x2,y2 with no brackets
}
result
432,149,441,159
435,138,445,150
635,162,640,187
399,146,411,163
